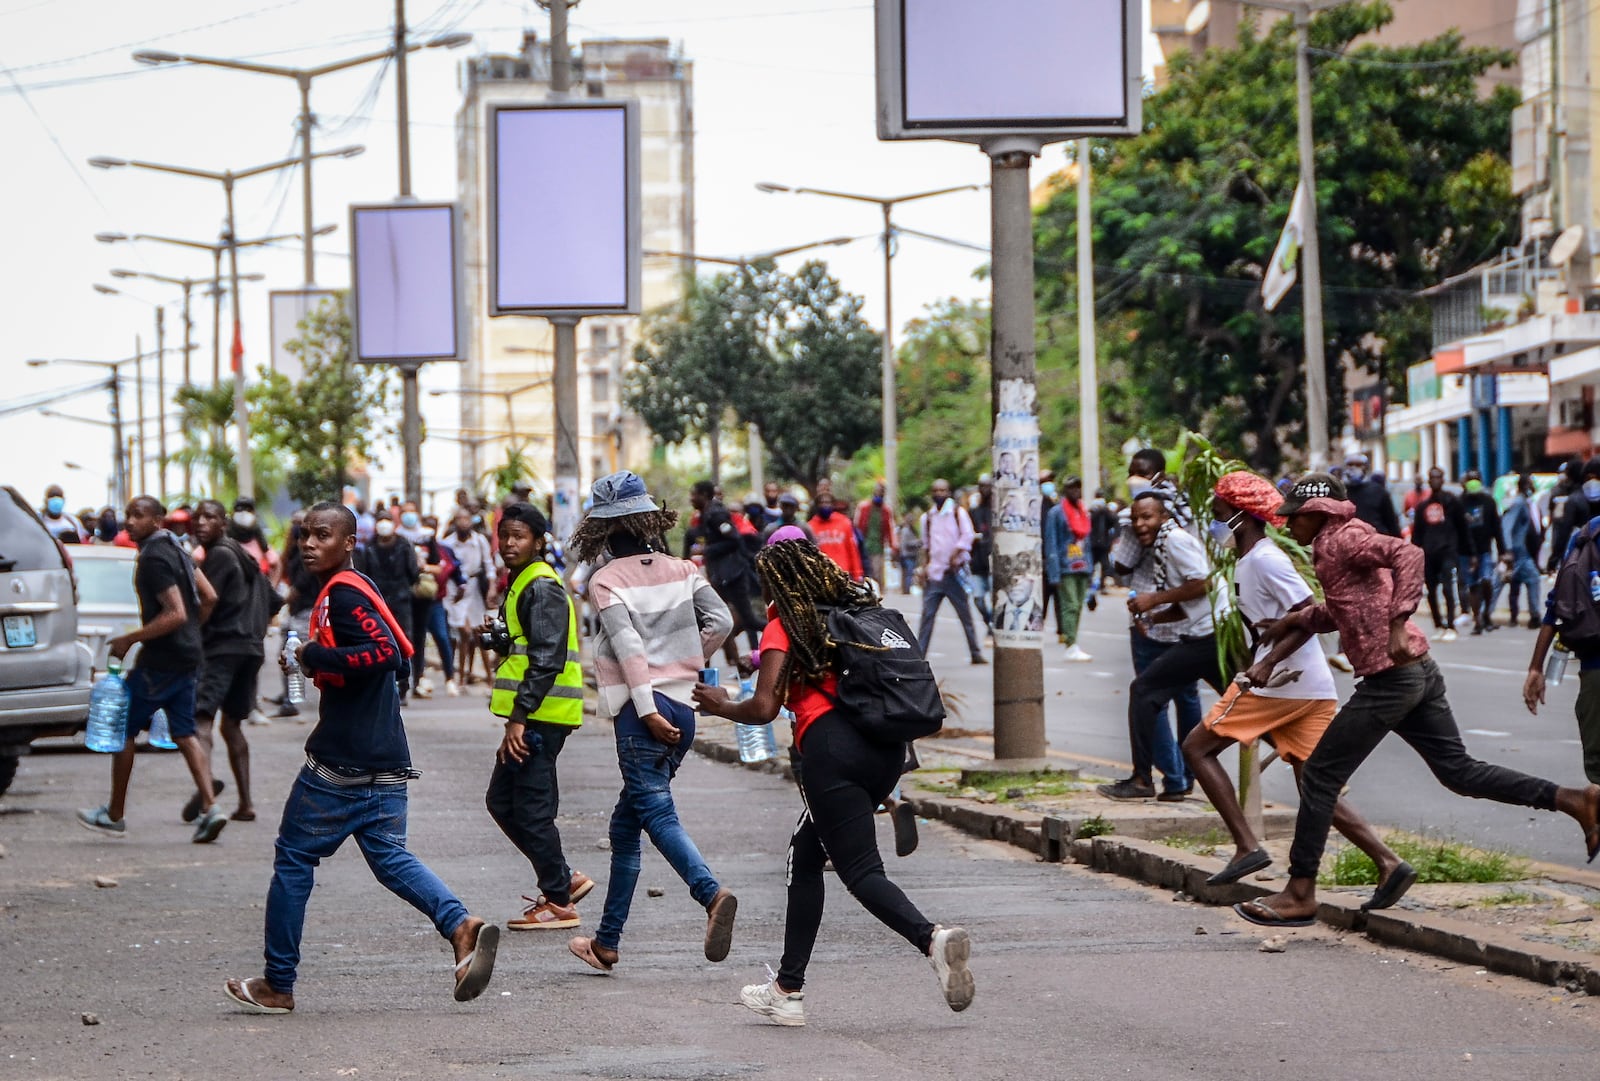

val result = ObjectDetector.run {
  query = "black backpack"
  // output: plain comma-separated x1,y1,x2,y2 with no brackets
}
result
217,537,285,640
822,605,946,743
1551,521,1600,657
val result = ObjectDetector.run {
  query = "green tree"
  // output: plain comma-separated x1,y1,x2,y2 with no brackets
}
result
1033,1,1519,471
252,296,395,507
629,261,882,495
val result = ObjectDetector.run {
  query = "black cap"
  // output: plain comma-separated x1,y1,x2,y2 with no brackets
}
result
1275,472,1347,516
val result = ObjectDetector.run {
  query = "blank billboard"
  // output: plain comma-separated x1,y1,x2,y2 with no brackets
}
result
350,202,462,363
270,288,341,381
489,102,641,316
877,0,1142,141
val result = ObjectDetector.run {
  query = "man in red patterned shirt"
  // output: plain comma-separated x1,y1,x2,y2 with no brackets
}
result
1234,474,1600,927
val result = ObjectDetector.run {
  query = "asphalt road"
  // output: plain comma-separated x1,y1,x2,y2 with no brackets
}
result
4,687,1600,1079
906,585,1600,869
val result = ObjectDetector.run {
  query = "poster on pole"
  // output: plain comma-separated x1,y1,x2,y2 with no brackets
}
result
876,0,1143,143
487,101,642,318
349,201,464,364
270,288,341,382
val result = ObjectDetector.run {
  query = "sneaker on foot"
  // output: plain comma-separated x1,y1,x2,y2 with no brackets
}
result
445,679,461,697
246,709,272,727
928,925,974,1012
569,870,596,904
415,679,434,699
192,807,228,844
1096,777,1156,801
1063,644,1093,663
507,896,580,930
1440,629,1458,642
76,805,125,836
741,975,806,1027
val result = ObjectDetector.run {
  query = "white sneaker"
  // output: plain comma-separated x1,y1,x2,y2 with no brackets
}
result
246,709,272,727
1440,629,1458,642
446,679,461,697
740,975,806,1027
415,678,434,700
927,925,974,1012
1454,613,1473,629
1063,645,1093,663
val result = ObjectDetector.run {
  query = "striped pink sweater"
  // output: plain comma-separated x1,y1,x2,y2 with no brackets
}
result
588,552,733,718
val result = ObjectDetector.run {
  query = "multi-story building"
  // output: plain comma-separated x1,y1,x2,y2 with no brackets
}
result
455,33,694,491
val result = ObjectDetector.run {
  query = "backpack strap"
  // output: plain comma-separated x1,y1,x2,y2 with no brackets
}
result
312,569,416,658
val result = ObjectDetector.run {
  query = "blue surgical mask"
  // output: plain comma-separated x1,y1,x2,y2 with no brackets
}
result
1207,519,1235,549
1583,480,1600,502
45,496,64,516
401,511,420,530
1040,482,1057,499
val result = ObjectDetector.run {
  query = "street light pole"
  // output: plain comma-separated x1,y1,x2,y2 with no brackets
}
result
1076,138,1101,495
549,0,582,540
155,306,167,497
755,181,981,514
1295,8,1329,467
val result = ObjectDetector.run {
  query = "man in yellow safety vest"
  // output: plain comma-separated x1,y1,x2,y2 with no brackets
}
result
483,502,592,930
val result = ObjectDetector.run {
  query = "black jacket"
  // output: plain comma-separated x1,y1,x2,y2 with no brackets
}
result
301,577,410,771
698,500,755,590
1461,491,1503,558
1347,478,1400,537
1411,490,1470,555
357,539,419,617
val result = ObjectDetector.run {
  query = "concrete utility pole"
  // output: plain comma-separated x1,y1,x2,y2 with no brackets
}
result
395,0,424,506
550,0,582,541
1076,138,1100,496
1294,8,1329,468
134,334,148,496
155,306,167,497
986,139,1046,762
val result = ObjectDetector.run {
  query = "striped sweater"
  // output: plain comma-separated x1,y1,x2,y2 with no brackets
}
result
588,551,733,719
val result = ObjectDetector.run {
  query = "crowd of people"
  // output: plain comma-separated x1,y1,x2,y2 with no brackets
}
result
42,444,1600,1023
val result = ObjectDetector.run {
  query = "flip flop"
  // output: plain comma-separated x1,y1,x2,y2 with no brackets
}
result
230,809,256,822
704,888,738,963
224,977,292,1015
1584,786,1600,863
1206,849,1271,887
452,922,499,1002
893,803,920,858
1232,900,1315,928
1361,861,1417,912
568,935,615,973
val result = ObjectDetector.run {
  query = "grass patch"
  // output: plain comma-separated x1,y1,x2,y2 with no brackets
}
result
963,771,1085,799
1478,889,1541,907
1075,814,1114,839
1320,833,1528,887
1157,828,1230,854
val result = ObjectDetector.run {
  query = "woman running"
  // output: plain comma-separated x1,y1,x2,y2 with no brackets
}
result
694,537,972,1027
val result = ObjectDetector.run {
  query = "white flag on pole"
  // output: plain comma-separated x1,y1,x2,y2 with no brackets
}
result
1262,181,1309,312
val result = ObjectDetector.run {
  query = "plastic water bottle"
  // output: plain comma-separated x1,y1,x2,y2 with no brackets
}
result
1547,644,1572,687
147,709,177,750
284,628,305,705
731,677,778,762
86,662,129,753
1589,571,1600,604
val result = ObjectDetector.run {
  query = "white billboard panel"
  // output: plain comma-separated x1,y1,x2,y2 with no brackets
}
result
350,202,463,364
269,288,341,381
877,0,1142,142
488,101,641,317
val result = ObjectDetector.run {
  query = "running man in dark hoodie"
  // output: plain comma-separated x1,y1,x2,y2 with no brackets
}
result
224,503,498,1015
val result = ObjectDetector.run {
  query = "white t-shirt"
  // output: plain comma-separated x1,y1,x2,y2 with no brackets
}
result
1235,540,1337,701
1156,525,1229,638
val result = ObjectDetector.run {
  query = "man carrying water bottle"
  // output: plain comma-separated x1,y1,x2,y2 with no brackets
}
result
77,496,227,844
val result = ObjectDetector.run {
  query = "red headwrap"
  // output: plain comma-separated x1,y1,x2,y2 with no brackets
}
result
1213,471,1286,527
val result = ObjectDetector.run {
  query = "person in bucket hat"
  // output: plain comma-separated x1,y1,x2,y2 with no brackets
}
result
565,472,740,973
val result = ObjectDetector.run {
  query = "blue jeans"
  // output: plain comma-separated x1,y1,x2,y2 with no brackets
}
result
263,768,469,994
410,598,455,690
595,695,721,951
916,572,984,658
1491,556,1541,620
1129,632,1203,791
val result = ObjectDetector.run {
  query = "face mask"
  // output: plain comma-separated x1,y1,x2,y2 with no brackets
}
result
1344,469,1365,485
45,497,64,516
872,495,883,505
1584,481,1600,502
933,495,948,509
234,511,256,530
401,511,420,529
1464,480,1483,494
375,519,396,538
1128,478,1152,496
1040,482,1057,499
817,506,835,520
1207,517,1239,550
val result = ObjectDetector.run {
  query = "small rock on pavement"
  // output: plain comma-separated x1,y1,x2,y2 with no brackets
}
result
1258,936,1287,954
0,842,8,858
595,839,611,851
647,886,665,898
1172,891,1194,903
93,875,118,889
978,791,1000,804
1194,926,1208,935
959,786,981,800
80,1013,100,1026
1004,787,1026,800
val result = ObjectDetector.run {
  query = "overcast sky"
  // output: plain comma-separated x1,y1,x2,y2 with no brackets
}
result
2,0,1139,516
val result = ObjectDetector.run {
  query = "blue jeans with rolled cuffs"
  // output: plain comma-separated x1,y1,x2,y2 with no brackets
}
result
595,693,721,952
263,767,468,994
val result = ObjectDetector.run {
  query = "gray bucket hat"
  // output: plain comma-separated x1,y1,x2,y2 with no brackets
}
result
586,470,660,519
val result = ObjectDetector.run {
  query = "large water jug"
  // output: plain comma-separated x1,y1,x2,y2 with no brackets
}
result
147,709,177,750
734,678,779,763
86,662,129,753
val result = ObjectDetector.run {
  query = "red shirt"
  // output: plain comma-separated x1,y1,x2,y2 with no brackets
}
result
1299,499,1429,678
808,512,863,580
759,611,837,747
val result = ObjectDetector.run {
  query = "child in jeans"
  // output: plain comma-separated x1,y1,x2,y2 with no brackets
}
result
565,472,738,973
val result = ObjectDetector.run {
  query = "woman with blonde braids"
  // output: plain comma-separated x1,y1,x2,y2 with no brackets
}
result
695,535,973,1027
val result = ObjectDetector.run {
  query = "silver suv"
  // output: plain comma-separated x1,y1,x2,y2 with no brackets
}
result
0,487,92,796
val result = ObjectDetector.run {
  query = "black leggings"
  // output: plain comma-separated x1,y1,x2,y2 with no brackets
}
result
778,713,935,991
1423,548,1459,630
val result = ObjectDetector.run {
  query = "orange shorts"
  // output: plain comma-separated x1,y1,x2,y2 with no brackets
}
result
1201,684,1337,764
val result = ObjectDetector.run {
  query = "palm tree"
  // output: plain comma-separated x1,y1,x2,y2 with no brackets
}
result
480,442,542,501
173,384,237,500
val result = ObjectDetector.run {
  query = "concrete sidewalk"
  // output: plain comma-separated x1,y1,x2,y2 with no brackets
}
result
4,694,1600,1080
